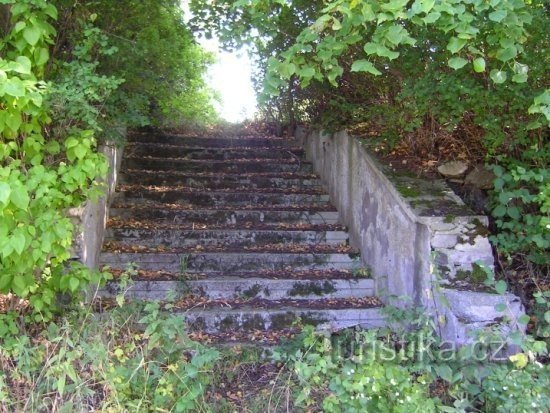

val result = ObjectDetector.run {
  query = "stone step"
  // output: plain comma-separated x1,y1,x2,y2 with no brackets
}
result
100,130,379,338
104,268,360,280
129,134,297,148
179,299,384,333
100,251,359,272
126,143,304,159
113,190,331,208
121,169,318,179
111,201,337,212
100,277,375,301
119,171,322,189
122,157,313,174
118,184,324,195
109,208,341,225
187,328,301,347
105,228,349,248
107,218,344,231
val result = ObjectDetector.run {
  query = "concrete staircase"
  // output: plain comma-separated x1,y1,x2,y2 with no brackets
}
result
99,131,384,339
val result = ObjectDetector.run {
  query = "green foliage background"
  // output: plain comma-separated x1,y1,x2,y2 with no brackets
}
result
0,0,217,318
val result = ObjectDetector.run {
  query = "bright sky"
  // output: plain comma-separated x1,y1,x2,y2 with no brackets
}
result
181,1,257,122
199,38,258,123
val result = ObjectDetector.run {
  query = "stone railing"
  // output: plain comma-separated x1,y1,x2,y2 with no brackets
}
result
297,127,524,346
70,142,123,269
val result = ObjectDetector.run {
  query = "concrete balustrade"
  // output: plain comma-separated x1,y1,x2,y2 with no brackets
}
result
298,127,524,346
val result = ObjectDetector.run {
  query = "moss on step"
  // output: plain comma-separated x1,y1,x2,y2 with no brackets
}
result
270,312,328,329
189,317,207,331
241,284,263,299
270,313,297,329
396,184,421,198
289,281,337,297
444,214,456,223
352,265,372,278
241,315,268,331
455,263,487,285
458,218,490,245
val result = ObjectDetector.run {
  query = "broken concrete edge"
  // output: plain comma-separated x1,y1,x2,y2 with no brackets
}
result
71,140,125,271
297,127,525,350
435,288,525,354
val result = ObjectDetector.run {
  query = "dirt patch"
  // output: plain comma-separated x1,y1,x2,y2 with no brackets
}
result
204,352,298,413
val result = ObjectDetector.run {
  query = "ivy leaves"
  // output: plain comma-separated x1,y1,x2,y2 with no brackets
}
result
0,1,109,320
448,57,468,70
472,57,486,73
350,60,381,75
0,182,11,206
490,164,549,264
248,0,533,95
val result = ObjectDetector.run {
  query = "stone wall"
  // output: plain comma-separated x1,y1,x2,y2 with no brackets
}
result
298,127,524,346
70,142,123,269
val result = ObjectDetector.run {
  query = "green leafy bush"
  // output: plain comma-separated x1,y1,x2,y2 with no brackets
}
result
0,300,219,411
1,0,219,319
51,0,219,130
274,325,439,412
0,0,110,320
490,163,549,265
480,363,549,413
47,21,124,140
273,295,549,413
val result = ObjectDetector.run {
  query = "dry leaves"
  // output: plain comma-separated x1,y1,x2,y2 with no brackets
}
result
172,295,381,311
102,240,356,255
107,217,344,232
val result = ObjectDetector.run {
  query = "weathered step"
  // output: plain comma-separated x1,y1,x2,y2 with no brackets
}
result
104,129,379,338
109,208,341,225
178,298,385,333
187,328,301,347
113,190,331,208
100,251,359,272
105,228,349,248
107,218,343,231
121,169,318,179
111,202,337,212
122,157,312,174
118,184,324,195
105,268,361,281
126,143,304,159
101,277,374,301
128,134,297,148
119,171,322,190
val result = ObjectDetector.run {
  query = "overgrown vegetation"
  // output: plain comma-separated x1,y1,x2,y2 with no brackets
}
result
2,287,548,412
0,298,220,411
0,0,217,319
1,1,549,412
274,307,549,413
